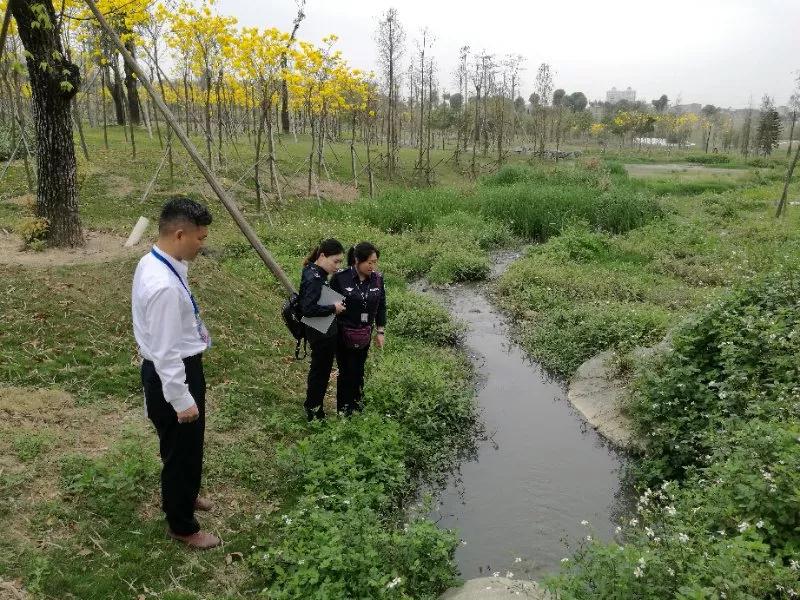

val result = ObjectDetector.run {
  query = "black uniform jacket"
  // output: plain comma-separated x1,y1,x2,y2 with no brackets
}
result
330,267,387,330
299,263,337,339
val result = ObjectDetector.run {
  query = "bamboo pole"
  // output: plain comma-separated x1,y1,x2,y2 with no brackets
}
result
83,0,296,295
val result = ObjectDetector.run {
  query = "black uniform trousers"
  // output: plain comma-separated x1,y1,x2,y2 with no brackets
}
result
305,333,336,416
336,343,370,414
142,354,205,536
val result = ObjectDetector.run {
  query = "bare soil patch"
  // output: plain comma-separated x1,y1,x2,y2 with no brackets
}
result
0,578,29,600
105,174,137,198
283,175,359,202
624,163,749,179
0,386,144,551
0,230,140,267
0,194,35,208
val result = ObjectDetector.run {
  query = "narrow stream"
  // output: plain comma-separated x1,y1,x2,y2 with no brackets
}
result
422,253,628,580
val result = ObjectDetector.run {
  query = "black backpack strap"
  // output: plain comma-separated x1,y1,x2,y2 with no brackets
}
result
295,336,308,360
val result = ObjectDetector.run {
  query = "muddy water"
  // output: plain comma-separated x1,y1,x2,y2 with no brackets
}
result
423,255,627,580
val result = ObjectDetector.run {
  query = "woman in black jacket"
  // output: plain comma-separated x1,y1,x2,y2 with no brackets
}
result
330,241,387,416
299,238,346,421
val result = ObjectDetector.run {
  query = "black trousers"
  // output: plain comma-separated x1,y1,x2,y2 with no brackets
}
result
142,354,205,536
305,334,336,415
336,344,370,414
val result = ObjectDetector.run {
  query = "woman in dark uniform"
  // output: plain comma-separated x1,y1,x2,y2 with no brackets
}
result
331,241,386,416
299,238,346,421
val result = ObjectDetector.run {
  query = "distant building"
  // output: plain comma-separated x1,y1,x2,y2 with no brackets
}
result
606,86,636,104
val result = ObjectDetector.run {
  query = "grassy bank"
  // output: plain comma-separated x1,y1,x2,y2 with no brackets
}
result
0,127,488,598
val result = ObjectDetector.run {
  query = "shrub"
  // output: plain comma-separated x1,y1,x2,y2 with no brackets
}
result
686,154,730,165
356,188,466,233
253,499,457,600
521,300,671,377
389,290,465,346
627,271,800,483
17,216,49,250
428,246,490,284
435,211,513,250
365,345,476,476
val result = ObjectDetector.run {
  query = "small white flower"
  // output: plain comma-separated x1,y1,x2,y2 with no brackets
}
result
756,520,764,529
493,572,500,577
629,518,639,526
514,557,522,563
667,567,675,576
665,505,677,516
506,571,514,579
255,514,261,521
585,535,593,541
677,533,690,544
633,566,644,578
717,530,726,537
298,559,305,565
645,527,655,538
790,559,799,571
615,526,622,534
560,558,569,564
343,499,351,506
581,520,589,526
738,521,749,533
282,515,293,525
386,577,402,590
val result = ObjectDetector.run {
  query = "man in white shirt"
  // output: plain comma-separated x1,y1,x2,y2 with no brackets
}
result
132,196,220,549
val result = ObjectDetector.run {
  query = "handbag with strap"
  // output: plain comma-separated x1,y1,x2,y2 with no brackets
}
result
340,271,383,350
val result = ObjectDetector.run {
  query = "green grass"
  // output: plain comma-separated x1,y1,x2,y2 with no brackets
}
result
494,173,800,377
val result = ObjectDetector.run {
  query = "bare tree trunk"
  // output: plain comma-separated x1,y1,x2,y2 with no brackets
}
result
203,69,213,168
72,99,89,160
776,142,800,218
350,112,358,189
307,114,316,198
108,59,126,125
153,57,173,185
254,102,265,212
123,39,141,125
100,65,109,149
183,70,190,135
215,69,224,166
11,0,83,246
787,111,797,157
267,104,281,204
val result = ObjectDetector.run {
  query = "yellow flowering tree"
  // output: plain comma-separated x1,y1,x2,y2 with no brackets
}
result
167,0,236,167
230,25,291,210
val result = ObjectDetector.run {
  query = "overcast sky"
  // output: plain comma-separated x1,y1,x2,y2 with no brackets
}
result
218,0,798,109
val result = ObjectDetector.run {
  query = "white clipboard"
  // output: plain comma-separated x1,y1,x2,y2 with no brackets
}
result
301,286,344,333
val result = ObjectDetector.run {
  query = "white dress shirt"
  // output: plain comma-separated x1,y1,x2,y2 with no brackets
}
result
132,245,209,412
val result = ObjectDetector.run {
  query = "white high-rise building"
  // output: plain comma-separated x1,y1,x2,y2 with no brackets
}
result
606,86,636,104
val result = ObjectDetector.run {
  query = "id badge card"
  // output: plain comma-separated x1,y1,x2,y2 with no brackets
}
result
361,312,369,324
196,316,212,349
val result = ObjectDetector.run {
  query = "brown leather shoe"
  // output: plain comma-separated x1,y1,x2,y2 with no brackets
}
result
168,530,222,550
194,496,213,511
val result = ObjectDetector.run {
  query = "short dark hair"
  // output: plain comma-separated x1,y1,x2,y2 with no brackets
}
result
158,196,213,234
347,241,380,266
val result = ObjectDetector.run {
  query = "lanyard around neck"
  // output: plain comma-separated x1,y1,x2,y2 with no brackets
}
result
352,267,372,303
151,249,199,315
